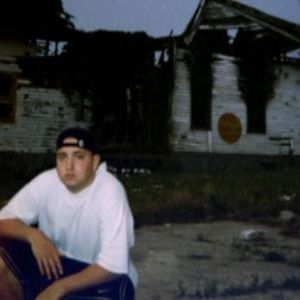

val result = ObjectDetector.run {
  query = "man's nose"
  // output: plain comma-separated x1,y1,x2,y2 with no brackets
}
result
66,157,74,170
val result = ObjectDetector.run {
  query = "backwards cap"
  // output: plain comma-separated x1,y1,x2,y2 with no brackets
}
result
56,127,98,153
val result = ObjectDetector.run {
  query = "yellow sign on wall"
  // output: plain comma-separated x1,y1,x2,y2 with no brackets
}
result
218,113,242,144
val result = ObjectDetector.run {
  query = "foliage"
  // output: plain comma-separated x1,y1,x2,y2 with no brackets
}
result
60,30,173,153
17,30,173,153
0,152,55,204
0,0,73,40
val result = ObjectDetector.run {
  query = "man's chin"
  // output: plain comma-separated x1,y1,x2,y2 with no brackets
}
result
61,175,94,193
63,179,80,192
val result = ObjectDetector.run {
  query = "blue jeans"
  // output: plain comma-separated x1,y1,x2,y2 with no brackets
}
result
0,238,135,300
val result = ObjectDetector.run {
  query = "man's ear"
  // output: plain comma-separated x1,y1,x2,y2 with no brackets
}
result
93,154,101,170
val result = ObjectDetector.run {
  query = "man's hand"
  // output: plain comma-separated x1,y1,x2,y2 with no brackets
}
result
27,228,63,280
0,218,63,279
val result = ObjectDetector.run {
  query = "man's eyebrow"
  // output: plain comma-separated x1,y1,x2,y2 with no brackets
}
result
56,151,66,156
72,149,88,155
73,150,88,155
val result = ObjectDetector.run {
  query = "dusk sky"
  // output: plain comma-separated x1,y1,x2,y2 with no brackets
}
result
62,0,300,37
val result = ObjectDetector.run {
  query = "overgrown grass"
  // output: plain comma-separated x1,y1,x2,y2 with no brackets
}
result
1,153,300,226
121,162,300,226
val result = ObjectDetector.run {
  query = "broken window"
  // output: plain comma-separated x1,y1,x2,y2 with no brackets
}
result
0,72,17,122
187,32,214,130
190,68,212,130
238,55,279,134
246,99,267,133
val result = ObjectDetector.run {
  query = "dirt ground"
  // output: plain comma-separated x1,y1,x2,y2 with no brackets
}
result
133,221,300,300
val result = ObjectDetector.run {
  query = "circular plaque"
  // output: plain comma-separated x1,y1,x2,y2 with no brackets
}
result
218,113,242,144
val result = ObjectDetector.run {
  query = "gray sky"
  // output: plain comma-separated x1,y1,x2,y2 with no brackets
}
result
62,0,300,37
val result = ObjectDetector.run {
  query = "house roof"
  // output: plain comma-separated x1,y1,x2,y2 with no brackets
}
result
183,0,300,55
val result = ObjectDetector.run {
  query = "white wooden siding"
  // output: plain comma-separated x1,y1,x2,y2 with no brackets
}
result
171,52,300,155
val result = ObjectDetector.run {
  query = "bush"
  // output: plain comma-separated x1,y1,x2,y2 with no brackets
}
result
0,152,55,203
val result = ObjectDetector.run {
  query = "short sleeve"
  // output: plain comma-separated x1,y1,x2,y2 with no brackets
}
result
96,182,134,274
0,171,51,224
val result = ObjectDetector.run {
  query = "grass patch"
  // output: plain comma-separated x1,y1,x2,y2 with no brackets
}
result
122,163,300,226
1,153,300,226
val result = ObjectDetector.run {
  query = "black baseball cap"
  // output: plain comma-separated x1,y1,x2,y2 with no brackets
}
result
56,127,98,153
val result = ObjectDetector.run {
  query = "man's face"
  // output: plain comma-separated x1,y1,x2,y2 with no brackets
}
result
56,137,100,193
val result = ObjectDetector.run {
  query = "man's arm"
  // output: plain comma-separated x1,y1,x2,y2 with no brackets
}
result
0,219,118,299
0,218,33,240
36,263,117,300
0,218,63,279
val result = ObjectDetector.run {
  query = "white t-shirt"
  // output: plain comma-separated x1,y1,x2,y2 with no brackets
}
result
0,162,138,287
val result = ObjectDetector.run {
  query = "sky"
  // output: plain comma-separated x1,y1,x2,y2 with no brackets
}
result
62,0,300,37
62,0,198,37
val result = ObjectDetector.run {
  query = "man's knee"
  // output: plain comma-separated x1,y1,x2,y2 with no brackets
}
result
0,255,18,281
0,255,9,274
0,255,24,299
0,255,14,282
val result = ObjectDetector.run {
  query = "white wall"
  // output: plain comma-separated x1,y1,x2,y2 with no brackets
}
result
0,86,91,153
171,51,300,155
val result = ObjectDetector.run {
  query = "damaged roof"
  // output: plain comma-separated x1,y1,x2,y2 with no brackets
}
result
183,0,300,55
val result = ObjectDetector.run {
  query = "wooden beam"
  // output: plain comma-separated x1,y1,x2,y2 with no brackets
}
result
213,0,300,44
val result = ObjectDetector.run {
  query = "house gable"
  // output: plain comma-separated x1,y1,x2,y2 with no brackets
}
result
170,0,300,156
183,0,300,54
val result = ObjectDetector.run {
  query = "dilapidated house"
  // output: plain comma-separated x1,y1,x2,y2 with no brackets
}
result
0,2,167,154
0,0,92,153
170,0,300,156
1,0,300,157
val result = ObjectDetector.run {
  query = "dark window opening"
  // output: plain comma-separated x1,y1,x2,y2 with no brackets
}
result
247,100,267,133
191,71,212,130
187,31,219,131
0,72,16,122
238,54,279,134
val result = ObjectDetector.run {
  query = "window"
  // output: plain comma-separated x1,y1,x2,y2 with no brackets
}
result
0,72,16,122
187,32,213,130
246,100,266,133
190,59,212,130
238,55,278,134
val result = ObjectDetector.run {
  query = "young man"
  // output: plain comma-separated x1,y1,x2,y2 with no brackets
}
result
0,127,137,300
